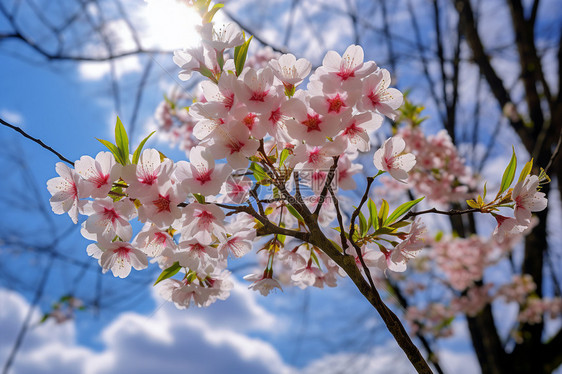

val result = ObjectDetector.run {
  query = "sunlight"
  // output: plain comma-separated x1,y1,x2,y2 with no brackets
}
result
144,0,202,50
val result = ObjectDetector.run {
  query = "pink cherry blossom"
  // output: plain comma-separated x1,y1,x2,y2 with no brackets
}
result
282,95,340,146
358,69,403,120
89,241,148,278
176,239,221,273
136,181,186,228
175,146,232,196
337,111,383,152
234,67,279,114
512,175,547,225
121,148,173,199
389,220,426,272
206,121,259,169
269,53,312,86
313,45,376,91
47,162,86,224
81,197,136,241
132,223,177,257
200,22,244,52
74,151,118,198
373,137,416,182
243,273,283,296
181,202,226,245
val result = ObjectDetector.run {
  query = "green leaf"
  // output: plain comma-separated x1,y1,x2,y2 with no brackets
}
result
39,314,50,324
97,138,125,165
114,116,130,165
368,199,378,230
386,197,425,225
202,2,224,23
359,211,367,237
309,250,322,270
378,199,389,227
498,148,517,196
154,262,181,286
193,193,205,204
132,131,155,164
249,162,269,183
234,35,253,76
518,159,533,183
286,204,304,223
279,148,290,168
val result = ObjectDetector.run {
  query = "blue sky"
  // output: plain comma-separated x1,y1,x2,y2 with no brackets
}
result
1,0,561,373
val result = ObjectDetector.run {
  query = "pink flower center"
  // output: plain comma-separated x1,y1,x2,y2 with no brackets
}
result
113,246,131,259
327,94,345,113
139,166,159,185
224,94,234,110
91,173,109,188
195,210,215,229
337,69,355,80
102,207,119,223
269,107,282,124
153,194,171,213
243,113,257,130
342,121,361,137
250,90,269,102
228,139,244,154
308,148,321,164
196,169,213,185
368,91,380,107
302,114,322,132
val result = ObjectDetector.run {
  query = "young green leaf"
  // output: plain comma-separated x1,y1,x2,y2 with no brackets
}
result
202,3,224,23
114,116,130,165
234,35,253,76
368,199,378,230
498,148,517,196
153,262,181,286
286,204,304,223
97,138,125,165
378,199,389,227
517,159,533,183
386,197,425,225
279,148,290,168
359,211,368,237
249,162,269,183
132,131,156,164
193,193,206,204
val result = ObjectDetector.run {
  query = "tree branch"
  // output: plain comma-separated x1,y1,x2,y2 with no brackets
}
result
0,117,74,166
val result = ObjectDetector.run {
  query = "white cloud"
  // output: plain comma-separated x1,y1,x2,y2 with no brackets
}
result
0,283,292,374
0,109,23,126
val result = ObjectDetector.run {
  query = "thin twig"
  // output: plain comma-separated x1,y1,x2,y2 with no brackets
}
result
0,117,74,166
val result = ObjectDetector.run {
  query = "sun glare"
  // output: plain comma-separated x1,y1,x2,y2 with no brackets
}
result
144,0,202,50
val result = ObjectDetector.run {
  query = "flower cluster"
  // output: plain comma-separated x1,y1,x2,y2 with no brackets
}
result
46,3,548,316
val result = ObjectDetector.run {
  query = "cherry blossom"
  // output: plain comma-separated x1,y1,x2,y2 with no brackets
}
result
132,223,177,257
373,136,416,182
358,69,403,120
74,152,118,198
175,146,231,196
181,202,226,245
268,53,312,86
512,175,548,225
88,241,148,278
243,273,283,296
200,22,244,52
47,162,86,224
81,197,136,241
121,148,173,199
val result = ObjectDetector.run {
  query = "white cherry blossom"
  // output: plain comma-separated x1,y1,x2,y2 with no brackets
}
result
373,137,416,183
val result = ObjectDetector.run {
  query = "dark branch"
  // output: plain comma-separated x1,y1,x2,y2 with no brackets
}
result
0,117,74,166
